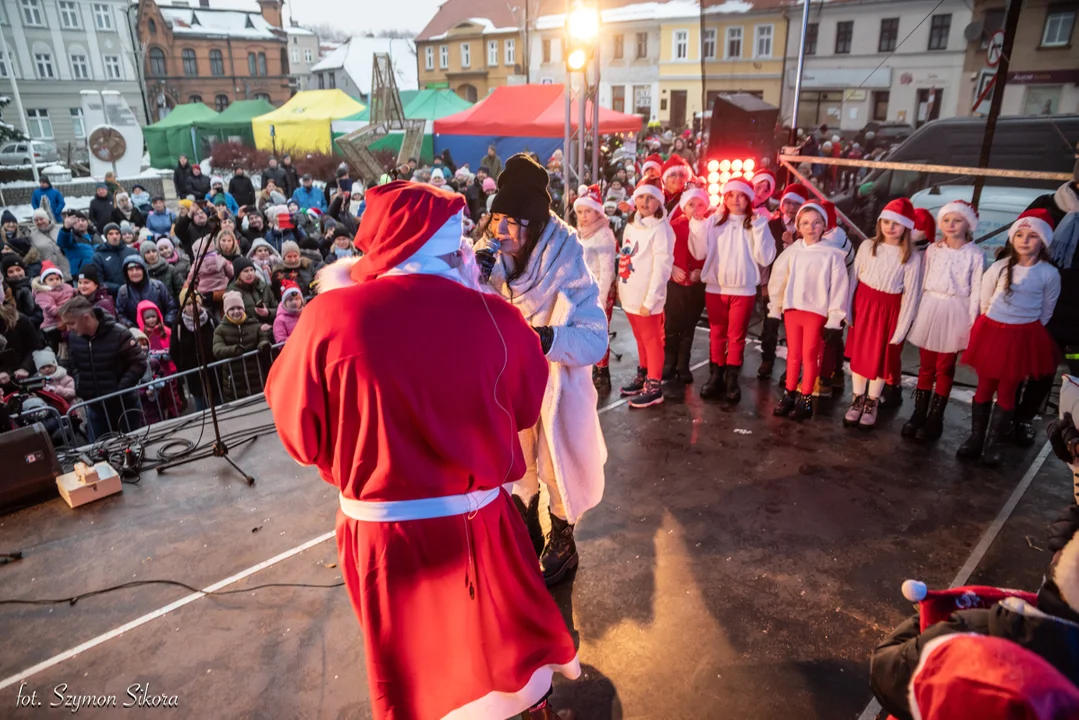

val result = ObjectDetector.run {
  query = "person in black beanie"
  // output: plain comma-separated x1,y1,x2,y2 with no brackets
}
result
473,153,608,596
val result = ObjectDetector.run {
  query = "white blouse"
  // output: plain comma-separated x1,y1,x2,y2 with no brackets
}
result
849,240,924,344
920,241,984,328
981,258,1061,326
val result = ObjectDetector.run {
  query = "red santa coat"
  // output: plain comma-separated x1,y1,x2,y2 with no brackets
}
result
265,262,580,716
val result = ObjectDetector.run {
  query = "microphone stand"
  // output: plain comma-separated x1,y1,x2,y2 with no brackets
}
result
156,213,256,485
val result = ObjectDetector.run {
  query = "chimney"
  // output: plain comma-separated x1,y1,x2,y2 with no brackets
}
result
256,0,283,29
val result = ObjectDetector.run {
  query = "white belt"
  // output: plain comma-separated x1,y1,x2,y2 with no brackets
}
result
338,487,503,523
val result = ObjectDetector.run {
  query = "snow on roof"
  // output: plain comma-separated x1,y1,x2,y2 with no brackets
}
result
426,17,519,41
417,0,522,41
159,7,281,39
310,37,418,96
535,0,758,29
285,25,316,36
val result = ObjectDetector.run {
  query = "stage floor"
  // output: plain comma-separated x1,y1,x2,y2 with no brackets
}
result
0,311,1071,719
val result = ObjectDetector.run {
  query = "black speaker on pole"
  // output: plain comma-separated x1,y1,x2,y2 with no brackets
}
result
705,93,780,161
0,423,61,514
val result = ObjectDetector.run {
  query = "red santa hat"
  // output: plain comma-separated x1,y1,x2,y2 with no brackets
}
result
352,180,465,283
679,181,709,212
305,207,323,220
879,197,916,230
640,153,663,177
780,183,809,206
913,208,937,244
632,177,665,205
936,199,979,234
1009,208,1055,248
39,260,63,282
573,184,604,215
752,169,777,200
722,177,754,200
661,154,693,183
795,202,834,232
280,279,302,302
901,580,1038,632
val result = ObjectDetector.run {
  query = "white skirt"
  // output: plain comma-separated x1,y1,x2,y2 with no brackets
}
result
907,293,974,354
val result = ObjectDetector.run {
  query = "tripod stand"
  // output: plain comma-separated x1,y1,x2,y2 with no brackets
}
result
0,551,22,566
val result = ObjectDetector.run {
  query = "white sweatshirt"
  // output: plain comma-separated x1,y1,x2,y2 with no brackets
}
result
920,240,984,328
617,213,675,315
695,212,777,296
849,241,924,344
578,223,617,303
820,226,855,276
767,240,850,329
981,258,1061,325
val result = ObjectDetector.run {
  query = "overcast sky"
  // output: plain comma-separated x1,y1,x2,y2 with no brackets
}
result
210,0,447,35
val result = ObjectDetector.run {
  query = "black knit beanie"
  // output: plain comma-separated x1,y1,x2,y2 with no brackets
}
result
490,153,552,228
232,256,255,276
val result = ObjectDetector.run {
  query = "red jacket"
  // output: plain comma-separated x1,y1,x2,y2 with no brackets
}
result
670,212,704,286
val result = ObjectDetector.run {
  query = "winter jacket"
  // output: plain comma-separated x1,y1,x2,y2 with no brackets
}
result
696,212,777,296
170,312,218,402
273,306,301,343
205,190,240,215
80,286,116,317
135,299,172,355
261,166,288,195
227,276,277,319
111,205,144,229
618,212,675,315
172,214,212,258
228,174,256,207
578,221,617,304
0,311,43,374
88,196,114,233
131,191,153,215
269,257,317,299
186,173,211,199
264,227,304,254
1030,183,1079,351
281,164,300,198
146,256,183,299
239,224,269,252
57,227,96,277
115,257,178,328
290,185,327,212
162,246,190,280
29,222,69,279
144,209,176,238
66,308,147,400
185,238,234,294
2,226,34,260
212,317,271,401
173,162,193,199
31,278,76,331
42,366,76,401
247,239,282,283
31,185,65,216
7,278,43,330
480,153,503,178
91,241,139,296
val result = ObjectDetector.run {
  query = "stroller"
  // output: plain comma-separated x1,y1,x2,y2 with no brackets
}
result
1,374,76,445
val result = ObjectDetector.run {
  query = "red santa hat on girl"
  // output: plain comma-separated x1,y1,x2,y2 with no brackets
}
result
573,184,604,215
632,177,665,205
722,176,754,200
936,199,979,234
752,169,777,201
795,201,835,232
679,181,709,212
280,279,302,303
780,183,809,206
1009,208,1055,247
879,197,916,230
913,208,937,244
661,154,693,183
640,154,663,177
39,260,63,283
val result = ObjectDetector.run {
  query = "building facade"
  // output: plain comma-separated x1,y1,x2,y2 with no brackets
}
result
779,0,971,132
957,0,1078,117
309,36,417,102
0,0,145,154
136,0,291,121
416,20,522,102
285,25,320,92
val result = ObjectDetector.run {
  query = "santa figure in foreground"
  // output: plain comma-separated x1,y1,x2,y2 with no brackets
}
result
265,181,579,719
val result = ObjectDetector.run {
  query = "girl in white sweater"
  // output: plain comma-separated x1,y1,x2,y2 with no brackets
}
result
574,184,618,391
694,177,776,404
618,178,675,408
959,209,1061,465
902,200,984,442
843,198,923,430
768,202,850,421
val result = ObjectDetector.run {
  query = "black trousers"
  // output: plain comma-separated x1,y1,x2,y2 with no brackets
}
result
663,281,706,369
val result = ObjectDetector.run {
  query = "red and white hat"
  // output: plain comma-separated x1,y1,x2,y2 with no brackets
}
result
722,176,754,200
640,153,663,177
280,279,302,302
752,169,777,199
936,199,979,234
879,197,916,230
661,154,693,182
573,184,604,215
632,177,665,205
39,260,63,282
913,208,937,243
796,202,834,232
1009,208,1055,247
679,181,709,212
780,183,809,206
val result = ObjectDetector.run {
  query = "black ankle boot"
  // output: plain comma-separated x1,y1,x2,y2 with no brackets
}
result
773,388,797,416
901,389,931,439
790,394,814,422
592,365,611,391
541,513,578,587
916,393,948,442
725,365,742,403
1011,419,1038,447
512,493,544,558
957,401,992,460
757,358,775,380
661,344,677,381
880,383,904,409
700,362,726,399
982,405,1015,466
620,366,647,396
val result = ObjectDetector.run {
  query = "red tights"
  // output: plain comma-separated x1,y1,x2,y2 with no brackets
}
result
916,349,958,397
783,310,826,395
973,377,1020,410
705,293,755,366
626,311,666,380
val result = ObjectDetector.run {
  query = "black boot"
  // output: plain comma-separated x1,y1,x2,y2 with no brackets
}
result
916,393,948,442
620,366,647,397
541,513,578,587
758,317,780,379
700,362,726,400
790,393,814,422
676,333,695,384
661,354,677,382
592,365,611,391
1012,376,1052,447
725,365,742,403
757,358,775,380
957,401,992,460
981,404,1015,466
880,383,904,409
901,389,931,439
773,388,797,416
512,493,545,558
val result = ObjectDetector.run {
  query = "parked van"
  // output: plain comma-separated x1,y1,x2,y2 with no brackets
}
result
910,185,1045,264
834,114,1079,235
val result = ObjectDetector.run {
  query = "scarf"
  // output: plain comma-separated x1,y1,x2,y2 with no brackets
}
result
225,312,247,326
488,215,578,316
576,213,609,240
181,308,209,332
1055,182,1079,214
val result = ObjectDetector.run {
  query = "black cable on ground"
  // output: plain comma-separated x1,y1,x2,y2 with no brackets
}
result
0,578,345,607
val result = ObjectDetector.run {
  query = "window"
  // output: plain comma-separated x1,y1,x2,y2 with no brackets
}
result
291,47,299,63
726,27,742,58
460,42,470,67
210,49,224,76
70,108,85,139
612,85,625,112
149,47,166,77
182,48,197,76
871,90,889,121
805,22,818,55
702,28,716,59
636,32,648,58
254,93,271,102
980,9,1004,48
928,14,951,50
148,19,156,35
304,48,313,63
542,38,551,63
248,52,257,75
0,52,15,78
488,40,498,66
71,54,89,80
613,33,624,59
674,30,688,60
59,1,80,29
755,24,773,57
104,55,121,80
189,94,202,104
329,72,335,89
258,52,267,76
26,109,52,140
1042,8,1075,47
439,45,448,68
93,3,113,30
504,38,515,65
317,73,324,89
425,46,434,70
34,52,54,79
215,95,229,112
21,0,43,27
835,21,853,54
879,18,899,52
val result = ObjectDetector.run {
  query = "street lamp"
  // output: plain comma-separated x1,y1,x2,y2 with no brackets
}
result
567,6,599,42
562,2,600,221
567,48,587,71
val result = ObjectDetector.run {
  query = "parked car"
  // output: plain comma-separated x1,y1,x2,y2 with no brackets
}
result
858,121,914,148
910,185,1045,264
0,140,60,166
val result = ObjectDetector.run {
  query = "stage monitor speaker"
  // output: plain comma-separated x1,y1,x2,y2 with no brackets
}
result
706,93,780,159
0,423,61,515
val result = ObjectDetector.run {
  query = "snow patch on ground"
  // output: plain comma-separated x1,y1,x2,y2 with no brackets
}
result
6,196,92,222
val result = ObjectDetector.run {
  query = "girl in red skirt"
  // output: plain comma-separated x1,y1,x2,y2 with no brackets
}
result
843,198,923,429
959,208,1061,465
695,177,777,403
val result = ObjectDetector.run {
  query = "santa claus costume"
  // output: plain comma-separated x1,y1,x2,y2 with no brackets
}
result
902,200,983,442
759,183,808,379
265,181,580,720
574,184,618,391
959,208,1060,465
843,198,923,430
662,181,709,384
695,177,777,403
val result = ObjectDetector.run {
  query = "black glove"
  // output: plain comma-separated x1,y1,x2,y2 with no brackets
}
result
474,247,497,284
258,340,272,355
822,326,844,344
1048,503,1079,554
1048,413,1079,465
534,326,554,355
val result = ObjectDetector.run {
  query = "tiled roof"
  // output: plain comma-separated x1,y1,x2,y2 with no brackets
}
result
159,7,281,39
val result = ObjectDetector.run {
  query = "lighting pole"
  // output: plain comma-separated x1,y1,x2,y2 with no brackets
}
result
563,2,599,221
0,27,38,181
788,0,812,146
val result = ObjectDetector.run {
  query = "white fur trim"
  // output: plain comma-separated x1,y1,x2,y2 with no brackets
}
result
641,160,662,175
442,656,581,719
722,178,754,199
633,184,664,204
880,208,915,230
662,163,692,180
937,201,979,234
314,256,361,293
1010,216,1054,248
908,633,982,720
281,286,302,301
781,189,807,205
796,203,827,228
1055,527,1079,613
40,266,63,281
574,195,604,215
679,187,708,211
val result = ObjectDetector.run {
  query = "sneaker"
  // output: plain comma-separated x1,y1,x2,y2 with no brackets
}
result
620,366,647,397
858,397,879,429
629,378,664,408
844,395,866,427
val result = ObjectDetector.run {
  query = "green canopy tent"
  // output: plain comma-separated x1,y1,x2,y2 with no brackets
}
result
144,103,219,169
193,99,275,152
331,89,473,164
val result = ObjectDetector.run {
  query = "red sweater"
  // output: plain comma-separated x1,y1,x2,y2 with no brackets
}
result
670,211,704,286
